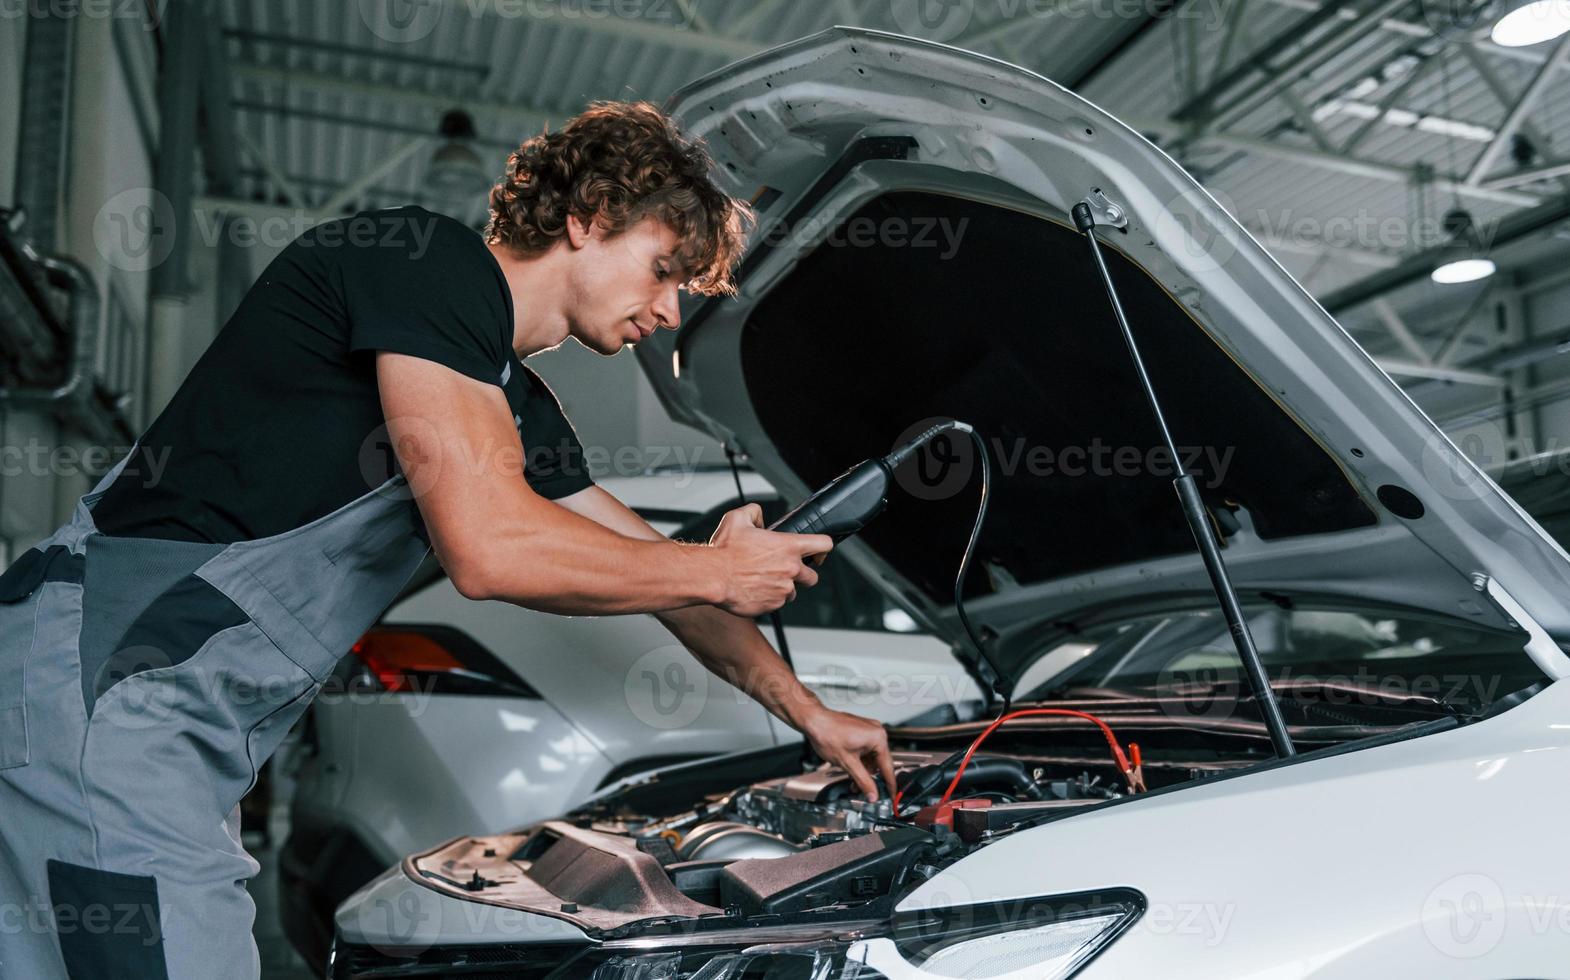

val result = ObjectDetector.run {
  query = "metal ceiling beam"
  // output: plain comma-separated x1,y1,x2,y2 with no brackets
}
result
420,0,760,60
1211,0,1411,131
724,0,787,39
674,0,716,35
237,129,308,208
1171,0,1400,129
1337,54,1439,156
1259,0,1556,67
1281,88,1335,152
1486,159,1570,190
1063,0,1191,90
232,62,554,130
233,99,520,151
1247,224,1400,268
1207,0,1250,89
1322,194,1570,313
318,136,430,214
1458,44,1565,192
223,29,489,74
1435,293,1490,366
1412,327,1570,402
1372,297,1432,364
1134,117,1542,209
1464,32,1570,187
195,196,327,227
1376,359,1504,386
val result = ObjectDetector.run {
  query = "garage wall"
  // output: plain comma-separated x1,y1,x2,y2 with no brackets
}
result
0,16,23,212
1523,274,1570,450
517,336,724,483
0,12,163,560
1396,265,1570,475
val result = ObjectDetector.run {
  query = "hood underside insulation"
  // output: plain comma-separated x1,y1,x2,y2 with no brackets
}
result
740,191,1377,605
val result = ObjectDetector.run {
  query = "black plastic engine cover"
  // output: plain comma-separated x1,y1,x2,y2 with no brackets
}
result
718,828,927,915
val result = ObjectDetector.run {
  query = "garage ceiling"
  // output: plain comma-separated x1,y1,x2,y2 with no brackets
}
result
199,0,1570,370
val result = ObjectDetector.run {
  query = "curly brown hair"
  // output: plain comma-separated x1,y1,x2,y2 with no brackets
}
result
485,101,751,297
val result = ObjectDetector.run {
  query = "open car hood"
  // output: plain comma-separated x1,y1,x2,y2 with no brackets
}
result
636,28,1570,691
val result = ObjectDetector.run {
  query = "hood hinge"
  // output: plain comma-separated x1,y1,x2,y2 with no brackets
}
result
1480,575,1570,680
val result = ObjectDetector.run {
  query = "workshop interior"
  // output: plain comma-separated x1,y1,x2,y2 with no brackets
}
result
5,2,1570,978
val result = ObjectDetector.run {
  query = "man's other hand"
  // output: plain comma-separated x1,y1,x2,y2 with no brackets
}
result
799,705,899,803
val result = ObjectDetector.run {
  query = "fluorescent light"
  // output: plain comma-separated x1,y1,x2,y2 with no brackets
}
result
1492,1,1570,46
1432,257,1497,284
1418,117,1498,143
1313,100,1495,143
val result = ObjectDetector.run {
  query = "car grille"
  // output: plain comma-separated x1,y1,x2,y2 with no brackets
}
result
335,940,587,978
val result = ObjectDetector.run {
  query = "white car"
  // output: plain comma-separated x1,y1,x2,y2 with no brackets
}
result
278,466,972,970
329,28,1570,980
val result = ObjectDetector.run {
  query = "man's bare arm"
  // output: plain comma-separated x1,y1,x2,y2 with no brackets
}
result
376,353,830,617
557,483,899,801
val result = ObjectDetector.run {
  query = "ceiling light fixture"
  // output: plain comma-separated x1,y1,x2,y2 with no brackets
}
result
428,109,491,198
1431,208,1498,284
1491,0,1570,46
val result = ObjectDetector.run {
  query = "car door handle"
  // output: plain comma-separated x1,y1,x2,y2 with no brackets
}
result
797,673,882,694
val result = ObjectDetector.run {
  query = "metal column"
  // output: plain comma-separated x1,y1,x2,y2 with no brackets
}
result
146,0,204,415
13,9,75,250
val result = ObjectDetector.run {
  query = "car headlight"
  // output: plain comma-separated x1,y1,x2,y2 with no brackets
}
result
585,890,1143,980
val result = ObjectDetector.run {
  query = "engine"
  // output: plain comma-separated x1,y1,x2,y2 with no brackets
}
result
407,750,1124,935
621,751,1118,915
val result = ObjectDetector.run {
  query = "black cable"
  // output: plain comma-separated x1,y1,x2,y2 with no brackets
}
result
948,424,1005,713
722,443,794,672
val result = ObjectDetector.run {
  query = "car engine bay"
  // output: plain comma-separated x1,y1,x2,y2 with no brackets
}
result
399,688,1457,943
408,749,1135,936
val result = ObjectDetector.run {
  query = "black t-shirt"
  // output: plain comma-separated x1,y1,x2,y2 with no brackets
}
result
94,205,594,543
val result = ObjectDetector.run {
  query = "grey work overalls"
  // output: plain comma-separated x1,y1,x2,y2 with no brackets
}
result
0,445,429,978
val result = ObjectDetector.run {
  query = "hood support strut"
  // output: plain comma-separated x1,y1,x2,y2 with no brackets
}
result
1072,200,1297,759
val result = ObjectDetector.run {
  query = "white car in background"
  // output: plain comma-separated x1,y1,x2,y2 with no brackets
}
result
328,28,1570,980
278,465,976,970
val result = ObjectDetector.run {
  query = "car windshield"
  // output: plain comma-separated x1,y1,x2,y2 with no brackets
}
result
1017,603,1542,713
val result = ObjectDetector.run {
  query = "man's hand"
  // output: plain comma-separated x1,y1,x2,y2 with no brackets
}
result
708,504,833,618
553,486,895,801
798,704,899,803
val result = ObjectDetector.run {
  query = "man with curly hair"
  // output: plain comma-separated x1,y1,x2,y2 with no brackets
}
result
0,101,897,978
